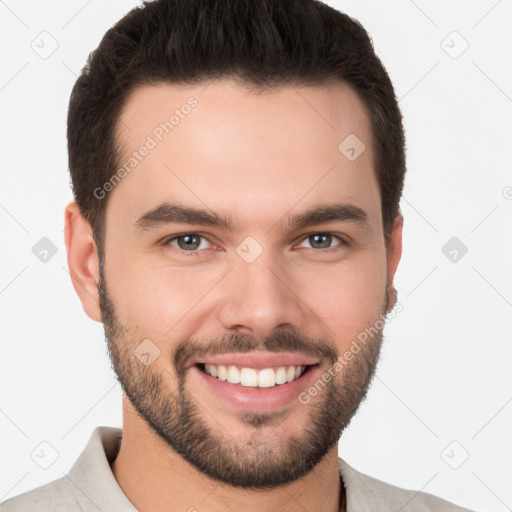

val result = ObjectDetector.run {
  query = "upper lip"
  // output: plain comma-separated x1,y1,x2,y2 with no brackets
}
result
190,352,319,370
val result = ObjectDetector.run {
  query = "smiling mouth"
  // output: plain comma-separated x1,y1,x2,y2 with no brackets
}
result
196,363,314,388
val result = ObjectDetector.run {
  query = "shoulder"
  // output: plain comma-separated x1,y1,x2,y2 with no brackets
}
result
0,426,127,512
0,476,77,511
338,458,475,511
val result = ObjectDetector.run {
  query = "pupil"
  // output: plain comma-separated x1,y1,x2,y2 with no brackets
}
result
179,235,199,250
312,234,330,248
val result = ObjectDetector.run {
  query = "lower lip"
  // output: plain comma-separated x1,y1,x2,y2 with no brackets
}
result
191,364,320,411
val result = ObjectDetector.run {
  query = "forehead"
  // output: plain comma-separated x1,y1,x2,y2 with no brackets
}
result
110,78,380,232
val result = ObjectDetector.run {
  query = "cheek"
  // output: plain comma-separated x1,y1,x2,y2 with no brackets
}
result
105,239,387,349
295,257,387,344
105,250,226,339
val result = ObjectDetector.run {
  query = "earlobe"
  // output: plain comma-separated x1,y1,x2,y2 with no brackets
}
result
386,214,404,311
64,201,102,322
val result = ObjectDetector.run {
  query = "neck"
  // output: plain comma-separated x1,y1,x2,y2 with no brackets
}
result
111,397,344,512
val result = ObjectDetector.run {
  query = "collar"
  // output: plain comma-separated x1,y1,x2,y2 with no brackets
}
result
68,426,353,511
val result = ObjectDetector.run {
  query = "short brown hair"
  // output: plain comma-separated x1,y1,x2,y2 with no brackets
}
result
67,0,406,249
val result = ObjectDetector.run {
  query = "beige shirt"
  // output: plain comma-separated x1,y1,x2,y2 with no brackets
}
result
0,426,474,511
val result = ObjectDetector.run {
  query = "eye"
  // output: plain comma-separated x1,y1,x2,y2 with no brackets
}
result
166,234,212,253
297,233,345,251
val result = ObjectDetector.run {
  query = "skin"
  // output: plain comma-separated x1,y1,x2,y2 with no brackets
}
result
64,78,403,512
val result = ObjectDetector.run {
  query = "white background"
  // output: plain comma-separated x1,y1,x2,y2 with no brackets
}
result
1,1,511,510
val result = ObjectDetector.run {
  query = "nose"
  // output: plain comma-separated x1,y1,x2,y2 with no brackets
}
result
217,251,305,339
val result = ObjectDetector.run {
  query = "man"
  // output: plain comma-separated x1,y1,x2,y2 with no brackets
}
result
1,0,474,510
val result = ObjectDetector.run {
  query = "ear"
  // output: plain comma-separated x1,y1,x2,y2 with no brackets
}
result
385,213,404,311
64,201,102,322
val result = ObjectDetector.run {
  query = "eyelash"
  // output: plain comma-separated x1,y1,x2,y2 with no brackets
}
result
162,232,349,257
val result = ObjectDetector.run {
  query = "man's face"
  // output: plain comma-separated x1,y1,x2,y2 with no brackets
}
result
97,79,400,488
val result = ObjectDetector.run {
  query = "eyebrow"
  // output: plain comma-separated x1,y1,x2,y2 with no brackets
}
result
134,202,370,232
135,203,234,231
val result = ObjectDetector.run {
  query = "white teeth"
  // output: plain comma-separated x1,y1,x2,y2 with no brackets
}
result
217,364,227,381
240,368,258,387
202,364,306,388
258,368,276,388
227,365,241,384
275,367,287,385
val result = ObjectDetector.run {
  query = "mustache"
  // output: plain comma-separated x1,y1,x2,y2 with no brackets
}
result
173,331,339,379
